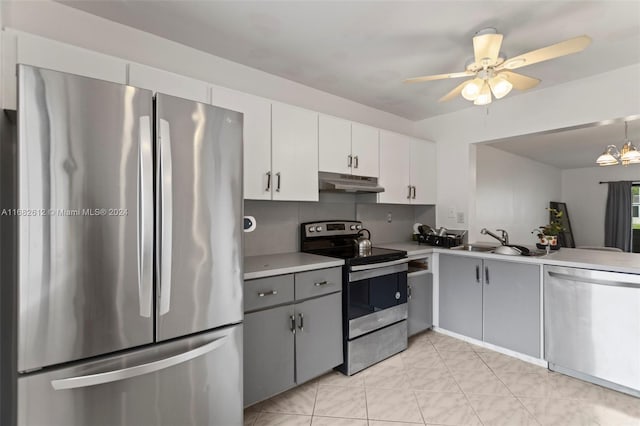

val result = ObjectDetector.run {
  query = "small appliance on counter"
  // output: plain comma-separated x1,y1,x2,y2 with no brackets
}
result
300,220,408,376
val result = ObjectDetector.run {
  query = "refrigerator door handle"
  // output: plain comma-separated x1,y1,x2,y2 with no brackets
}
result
138,115,153,318
158,119,173,315
51,335,229,390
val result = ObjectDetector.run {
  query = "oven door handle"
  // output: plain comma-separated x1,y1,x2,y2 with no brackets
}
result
349,258,408,272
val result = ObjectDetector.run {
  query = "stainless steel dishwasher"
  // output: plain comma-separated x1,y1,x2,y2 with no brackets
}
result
544,265,640,397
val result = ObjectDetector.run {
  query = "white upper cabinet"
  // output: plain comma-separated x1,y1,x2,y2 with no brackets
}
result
378,131,411,204
271,103,319,202
211,85,272,200
351,123,379,178
2,30,128,109
410,139,437,204
318,116,379,178
128,63,209,103
319,115,351,175
378,131,436,205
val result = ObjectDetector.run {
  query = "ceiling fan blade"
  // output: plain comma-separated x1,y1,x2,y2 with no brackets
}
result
497,35,592,71
404,71,474,83
498,71,540,91
473,33,503,65
499,71,540,90
438,80,471,102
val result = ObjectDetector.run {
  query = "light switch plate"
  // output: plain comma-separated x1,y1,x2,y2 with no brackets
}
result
456,212,465,224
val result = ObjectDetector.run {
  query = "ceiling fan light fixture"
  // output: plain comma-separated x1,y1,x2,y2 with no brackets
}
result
461,78,483,101
488,74,513,99
473,82,492,105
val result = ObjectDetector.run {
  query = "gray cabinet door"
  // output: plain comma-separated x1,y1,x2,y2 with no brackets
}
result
244,306,295,406
439,254,483,340
295,292,343,384
408,271,433,336
483,260,541,357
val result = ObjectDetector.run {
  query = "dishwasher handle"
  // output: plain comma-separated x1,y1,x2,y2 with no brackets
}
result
547,270,640,289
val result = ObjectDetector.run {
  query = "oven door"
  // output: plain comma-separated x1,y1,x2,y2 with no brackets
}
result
347,260,408,339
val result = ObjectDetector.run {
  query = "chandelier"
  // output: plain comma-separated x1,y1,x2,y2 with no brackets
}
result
596,122,640,166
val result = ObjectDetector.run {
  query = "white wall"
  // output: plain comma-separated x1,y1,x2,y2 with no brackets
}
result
561,166,640,247
0,0,416,136
414,64,640,241
476,145,561,245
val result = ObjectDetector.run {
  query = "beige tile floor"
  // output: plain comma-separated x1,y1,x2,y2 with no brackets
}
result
244,330,640,426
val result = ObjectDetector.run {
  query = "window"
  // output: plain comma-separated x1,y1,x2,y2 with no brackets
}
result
632,185,640,253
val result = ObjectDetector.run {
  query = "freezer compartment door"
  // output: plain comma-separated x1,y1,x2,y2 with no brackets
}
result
17,66,154,372
155,93,243,341
18,324,243,426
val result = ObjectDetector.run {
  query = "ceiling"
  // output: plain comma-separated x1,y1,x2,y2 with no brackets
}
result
58,1,640,121
485,117,640,170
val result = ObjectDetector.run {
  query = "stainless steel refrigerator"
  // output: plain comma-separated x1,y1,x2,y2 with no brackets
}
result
5,65,243,425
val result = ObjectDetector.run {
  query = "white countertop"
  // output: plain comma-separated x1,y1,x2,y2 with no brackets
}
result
245,243,640,280
378,241,640,274
244,252,344,280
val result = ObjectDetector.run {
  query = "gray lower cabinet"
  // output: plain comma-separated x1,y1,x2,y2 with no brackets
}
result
408,269,433,336
243,268,343,407
439,254,541,357
439,254,483,340
295,292,343,383
483,259,540,357
244,305,295,407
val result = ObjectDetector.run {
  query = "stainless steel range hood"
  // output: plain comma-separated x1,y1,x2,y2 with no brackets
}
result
319,172,385,193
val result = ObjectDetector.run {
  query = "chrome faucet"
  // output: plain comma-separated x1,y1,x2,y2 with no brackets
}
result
480,228,510,245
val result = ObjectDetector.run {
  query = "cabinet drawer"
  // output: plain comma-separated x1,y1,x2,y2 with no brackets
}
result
244,275,294,312
295,267,342,300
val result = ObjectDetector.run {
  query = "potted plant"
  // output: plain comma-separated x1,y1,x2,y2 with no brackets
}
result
532,208,565,249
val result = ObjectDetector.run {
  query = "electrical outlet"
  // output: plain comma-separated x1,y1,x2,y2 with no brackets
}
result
387,212,393,223
447,207,456,219
457,212,465,224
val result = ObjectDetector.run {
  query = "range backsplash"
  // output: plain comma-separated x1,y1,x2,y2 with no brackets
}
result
244,193,435,257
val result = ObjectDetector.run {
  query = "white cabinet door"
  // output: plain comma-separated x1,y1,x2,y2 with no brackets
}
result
410,139,437,204
17,32,127,84
351,123,379,178
378,131,411,204
212,85,272,200
3,30,127,109
128,63,209,104
271,103,319,202
318,115,351,175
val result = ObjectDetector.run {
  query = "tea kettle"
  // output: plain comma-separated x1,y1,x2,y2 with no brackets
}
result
354,229,372,256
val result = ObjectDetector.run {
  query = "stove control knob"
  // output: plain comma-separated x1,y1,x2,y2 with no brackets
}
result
308,226,315,233
350,225,356,230
315,226,323,232
356,224,362,230
395,292,401,300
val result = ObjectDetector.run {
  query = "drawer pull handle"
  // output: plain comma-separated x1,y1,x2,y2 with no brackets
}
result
314,281,331,287
258,290,278,297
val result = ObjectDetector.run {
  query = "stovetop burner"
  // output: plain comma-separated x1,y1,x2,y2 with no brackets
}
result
300,220,407,266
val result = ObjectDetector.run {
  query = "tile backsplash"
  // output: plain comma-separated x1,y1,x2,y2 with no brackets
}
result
244,194,436,256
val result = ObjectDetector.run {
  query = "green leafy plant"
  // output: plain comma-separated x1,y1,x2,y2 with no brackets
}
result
532,208,565,237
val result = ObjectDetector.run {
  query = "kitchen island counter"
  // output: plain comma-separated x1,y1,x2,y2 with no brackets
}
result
244,252,344,280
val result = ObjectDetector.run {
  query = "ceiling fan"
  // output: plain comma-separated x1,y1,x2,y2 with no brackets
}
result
405,28,591,105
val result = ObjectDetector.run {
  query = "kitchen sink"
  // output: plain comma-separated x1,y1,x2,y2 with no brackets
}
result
450,244,497,252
